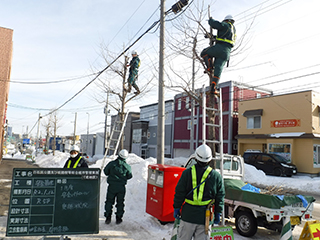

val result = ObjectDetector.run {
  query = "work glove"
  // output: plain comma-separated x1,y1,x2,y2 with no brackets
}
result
173,208,181,219
214,213,221,224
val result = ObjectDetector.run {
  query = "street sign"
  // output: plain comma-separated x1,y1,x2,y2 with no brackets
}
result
6,168,100,237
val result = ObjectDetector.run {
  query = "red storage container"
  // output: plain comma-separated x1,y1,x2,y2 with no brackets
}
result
146,164,185,222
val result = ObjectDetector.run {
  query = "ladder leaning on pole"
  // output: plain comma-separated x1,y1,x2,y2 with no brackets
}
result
101,111,129,169
201,85,225,224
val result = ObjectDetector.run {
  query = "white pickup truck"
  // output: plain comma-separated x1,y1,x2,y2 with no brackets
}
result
184,153,315,237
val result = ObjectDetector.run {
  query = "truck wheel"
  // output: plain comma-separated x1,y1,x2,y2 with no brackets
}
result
235,211,257,237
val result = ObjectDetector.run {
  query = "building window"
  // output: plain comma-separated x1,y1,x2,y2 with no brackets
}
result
187,119,197,130
247,116,261,129
186,97,190,109
178,99,181,110
132,129,142,144
314,145,320,167
268,143,291,162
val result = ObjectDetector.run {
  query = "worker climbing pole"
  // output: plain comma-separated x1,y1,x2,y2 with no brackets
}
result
200,11,236,95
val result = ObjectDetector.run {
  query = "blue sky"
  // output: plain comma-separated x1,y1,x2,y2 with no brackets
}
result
1,0,319,137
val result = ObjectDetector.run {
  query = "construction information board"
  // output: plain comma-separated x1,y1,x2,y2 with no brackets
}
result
6,168,101,237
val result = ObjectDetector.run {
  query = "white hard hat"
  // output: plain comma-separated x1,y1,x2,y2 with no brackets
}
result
223,15,234,22
70,145,80,152
131,50,137,55
195,144,212,163
119,149,129,160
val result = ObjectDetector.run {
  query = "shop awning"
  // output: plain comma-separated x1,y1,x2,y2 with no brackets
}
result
243,109,263,117
270,132,305,138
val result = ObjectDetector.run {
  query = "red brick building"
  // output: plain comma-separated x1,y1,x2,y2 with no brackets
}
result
0,27,13,160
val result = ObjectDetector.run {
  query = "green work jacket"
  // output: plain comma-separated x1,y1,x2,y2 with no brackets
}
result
104,157,132,185
209,18,236,47
173,164,225,225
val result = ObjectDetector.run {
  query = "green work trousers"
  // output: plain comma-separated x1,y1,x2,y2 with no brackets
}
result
128,70,138,85
104,184,126,218
201,43,231,79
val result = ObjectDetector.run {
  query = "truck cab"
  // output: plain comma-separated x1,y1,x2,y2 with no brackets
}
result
185,152,244,181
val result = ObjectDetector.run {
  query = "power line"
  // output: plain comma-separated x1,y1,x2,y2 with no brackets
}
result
250,71,320,89
43,20,160,117
7,103,103,112
2,73,97,84
243,63,320,85
43,2,191,118
106,0,148,48
236,0,293,25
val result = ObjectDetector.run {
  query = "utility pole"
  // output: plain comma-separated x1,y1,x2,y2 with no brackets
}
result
157,0,165,164
73,112,77,145
104,91,109,154
36,113,42,157
190,37,196,154
86,112,90,155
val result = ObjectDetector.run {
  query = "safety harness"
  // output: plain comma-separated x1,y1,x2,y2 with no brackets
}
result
216,22,236,47
185,165,213,206
67,156,83,168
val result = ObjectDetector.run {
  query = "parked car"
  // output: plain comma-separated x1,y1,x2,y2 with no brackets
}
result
242,152,297,177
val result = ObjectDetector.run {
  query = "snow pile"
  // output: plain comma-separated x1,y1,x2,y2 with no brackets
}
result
22,152,319,239
33,151,68,168
244,164,320,195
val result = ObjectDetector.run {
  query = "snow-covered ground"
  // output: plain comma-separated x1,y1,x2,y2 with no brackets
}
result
1,151,319,239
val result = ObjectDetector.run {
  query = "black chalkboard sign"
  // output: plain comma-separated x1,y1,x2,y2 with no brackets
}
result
6,168,100,237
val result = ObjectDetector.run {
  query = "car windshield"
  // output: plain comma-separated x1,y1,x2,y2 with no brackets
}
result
272,154,289,163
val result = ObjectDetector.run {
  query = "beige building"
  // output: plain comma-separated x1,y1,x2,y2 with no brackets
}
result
0,27,13,160
237,90,320,174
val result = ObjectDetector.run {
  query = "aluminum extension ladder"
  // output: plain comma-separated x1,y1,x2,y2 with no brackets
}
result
101,111,129,169
201,85,225,224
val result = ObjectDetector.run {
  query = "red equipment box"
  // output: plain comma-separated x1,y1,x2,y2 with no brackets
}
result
146,164,185,222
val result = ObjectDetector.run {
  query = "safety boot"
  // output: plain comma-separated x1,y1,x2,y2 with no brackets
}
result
202,55,213,74
133,83,140,95
105,216,111,224
210,77,220,96
116,216,123,224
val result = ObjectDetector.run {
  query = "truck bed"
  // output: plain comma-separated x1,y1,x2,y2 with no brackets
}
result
224,179,315,209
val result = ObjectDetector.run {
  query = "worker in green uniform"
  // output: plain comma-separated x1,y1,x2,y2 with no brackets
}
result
201,15,236,95
127,50,141,95
104,149,133,224
63,145,88,168
173,144,225,239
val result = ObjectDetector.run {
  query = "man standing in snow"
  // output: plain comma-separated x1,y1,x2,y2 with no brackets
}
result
127,50,141,95
104,149,133,224
200,15,236,95
173,144,225,239
63,145,88,168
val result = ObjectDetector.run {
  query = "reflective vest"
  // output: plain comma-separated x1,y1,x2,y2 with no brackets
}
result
67,156,82,168
216,22,236,47
185,165,213,206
